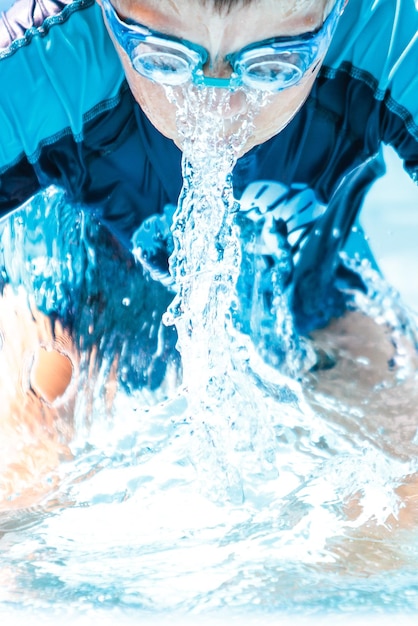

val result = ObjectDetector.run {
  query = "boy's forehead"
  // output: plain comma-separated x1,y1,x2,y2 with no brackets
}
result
116,0,327,17
130,0,320,7
116,0,330,36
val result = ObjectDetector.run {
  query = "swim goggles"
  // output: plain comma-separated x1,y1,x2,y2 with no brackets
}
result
101,0,346,92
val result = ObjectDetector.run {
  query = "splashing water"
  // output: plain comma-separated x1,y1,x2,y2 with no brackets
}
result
1,87,418,618
129,81,418,521
159,85,315,502
163,86,254,397
1,193,418,619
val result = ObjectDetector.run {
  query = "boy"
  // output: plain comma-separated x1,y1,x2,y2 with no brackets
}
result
0,0,417,505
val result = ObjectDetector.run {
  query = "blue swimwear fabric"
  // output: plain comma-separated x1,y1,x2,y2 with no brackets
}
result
0,0,417,329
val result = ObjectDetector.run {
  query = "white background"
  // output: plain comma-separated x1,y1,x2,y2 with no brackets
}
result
361,145,418,311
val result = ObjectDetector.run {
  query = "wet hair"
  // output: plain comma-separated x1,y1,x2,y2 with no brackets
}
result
204,0,255,13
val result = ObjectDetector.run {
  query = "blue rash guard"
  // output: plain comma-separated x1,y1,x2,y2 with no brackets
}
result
0,0,417,332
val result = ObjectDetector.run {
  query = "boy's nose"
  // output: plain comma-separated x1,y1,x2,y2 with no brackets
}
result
199,59,248,117
198,81,248,119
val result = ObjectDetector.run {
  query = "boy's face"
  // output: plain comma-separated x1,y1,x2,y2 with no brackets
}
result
101,0,334,156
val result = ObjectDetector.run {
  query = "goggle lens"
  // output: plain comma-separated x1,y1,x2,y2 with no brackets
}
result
237,52,309,91
132,43,197,86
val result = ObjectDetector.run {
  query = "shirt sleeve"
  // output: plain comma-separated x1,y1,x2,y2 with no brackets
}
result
323,0,418,182
0,0,125,219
